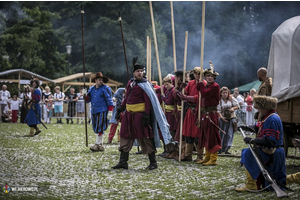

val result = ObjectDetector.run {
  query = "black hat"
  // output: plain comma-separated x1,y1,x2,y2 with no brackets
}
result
132,57,145,72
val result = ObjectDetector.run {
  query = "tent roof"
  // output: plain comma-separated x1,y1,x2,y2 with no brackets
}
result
231,80,262,93
267,16,300,102
0,69,55,84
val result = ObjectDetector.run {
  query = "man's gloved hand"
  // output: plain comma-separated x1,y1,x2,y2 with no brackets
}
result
238,125,256,133
107,111,113,120
142,112,150,127
180,82,187,89
176,92,187,101
244,137,254,144
115,105,125,121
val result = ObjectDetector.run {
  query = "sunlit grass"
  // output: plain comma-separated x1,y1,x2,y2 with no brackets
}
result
1,122,300,199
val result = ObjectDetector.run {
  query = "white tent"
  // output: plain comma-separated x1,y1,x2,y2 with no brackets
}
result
267,16,300,103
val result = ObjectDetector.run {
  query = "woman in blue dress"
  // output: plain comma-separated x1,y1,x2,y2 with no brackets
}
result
24,78,42,137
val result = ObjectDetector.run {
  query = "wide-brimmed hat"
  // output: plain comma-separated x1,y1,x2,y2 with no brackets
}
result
253,95,277,110
91,72,109,83
203,61,219,77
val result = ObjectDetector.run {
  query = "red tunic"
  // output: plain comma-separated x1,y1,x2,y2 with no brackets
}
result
162,87,176,131
173,87,184,142
197,81,221,153
182,79,206,138
120,80,153,140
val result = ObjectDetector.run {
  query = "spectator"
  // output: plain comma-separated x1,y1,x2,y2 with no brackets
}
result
76,87,85,124
46,94,53,124
19,85,31,123
0,85,11,122
42,86,52,124
53,86,65,124
65,88,78,124
233,89,245,124
9,95,22,123
244,88,256,126
217,87,239,154
1,105,11,123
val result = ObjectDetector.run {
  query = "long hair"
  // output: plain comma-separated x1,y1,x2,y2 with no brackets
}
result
220,86,231,100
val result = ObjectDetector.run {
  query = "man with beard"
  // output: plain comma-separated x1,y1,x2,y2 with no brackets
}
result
112,57,172,170
86,72,114,152
196,61,221,166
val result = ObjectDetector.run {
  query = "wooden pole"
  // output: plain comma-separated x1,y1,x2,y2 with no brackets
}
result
179,31,188,162
170,1,177,73
149,1,164,97
146,36,150,82
149,38,152,81
197,1,205,128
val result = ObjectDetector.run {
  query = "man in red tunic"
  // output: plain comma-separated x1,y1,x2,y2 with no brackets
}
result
161,76,177,158
112,58,161,170
196,61,221,165
178,67,206,161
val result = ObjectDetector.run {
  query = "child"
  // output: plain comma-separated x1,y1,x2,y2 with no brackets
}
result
9,95,22,123
46,94,53,124
1,105,11,123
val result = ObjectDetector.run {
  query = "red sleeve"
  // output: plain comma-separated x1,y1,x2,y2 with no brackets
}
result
108,106,113,111
197,82,219,100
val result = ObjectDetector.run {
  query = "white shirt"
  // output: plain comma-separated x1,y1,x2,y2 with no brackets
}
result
0,90,11,104
53,92,65,106
9,99,22,110
19,92,32,100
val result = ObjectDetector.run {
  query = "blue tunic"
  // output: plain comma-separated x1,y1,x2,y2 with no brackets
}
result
87,84,113,134
240,111,286,189
25,88,41,126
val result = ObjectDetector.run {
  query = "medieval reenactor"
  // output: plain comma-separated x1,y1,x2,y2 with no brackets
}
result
196,62,221,165
20,84,31,123
107,87,125,143
86,72,114,152
24,78,42,137
235,95,286,192
161,76,177,158
177,67,206,162
112,57,172,170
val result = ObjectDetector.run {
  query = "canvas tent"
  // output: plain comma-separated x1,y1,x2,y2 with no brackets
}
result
231,80,262,94
267,16,300,103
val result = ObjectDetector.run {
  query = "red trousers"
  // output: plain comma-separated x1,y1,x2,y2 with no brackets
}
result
108,123,119,141
11,110,18,123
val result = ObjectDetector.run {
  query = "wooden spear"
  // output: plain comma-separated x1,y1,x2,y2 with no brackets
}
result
170,1,177,73
179,31,188,162
147,36,150,82
149,38,152,81
81,4,88,147
149,1,165,99
197,1,205,128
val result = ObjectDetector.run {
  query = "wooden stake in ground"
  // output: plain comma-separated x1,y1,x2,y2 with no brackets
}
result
149,1,165,98
149,38,152,81
197,1,205,128
179,31,188,162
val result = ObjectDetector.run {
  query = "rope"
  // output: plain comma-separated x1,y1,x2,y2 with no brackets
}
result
241,184,272,193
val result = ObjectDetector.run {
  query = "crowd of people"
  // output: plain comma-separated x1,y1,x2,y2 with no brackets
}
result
1,60,298,193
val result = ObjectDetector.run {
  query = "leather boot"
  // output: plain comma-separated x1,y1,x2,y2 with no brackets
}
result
112,151,129,169
181,143,193,161
117,130,120,142
286,172,300,185
235,169,257,192
146,151,157,170
167,151,178,159
34,126,41,136
174,148,185,161
24,127,35,137
202,152,218,166
193,146,204,162
196,150,210,164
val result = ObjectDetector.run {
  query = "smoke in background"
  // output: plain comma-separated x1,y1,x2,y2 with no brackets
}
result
1,1,300,90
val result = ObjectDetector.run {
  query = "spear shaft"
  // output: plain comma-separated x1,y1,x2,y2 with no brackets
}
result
81,4,88,147
118,10,130,81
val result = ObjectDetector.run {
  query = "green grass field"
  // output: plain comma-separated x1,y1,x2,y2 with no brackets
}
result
1,121,300,199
